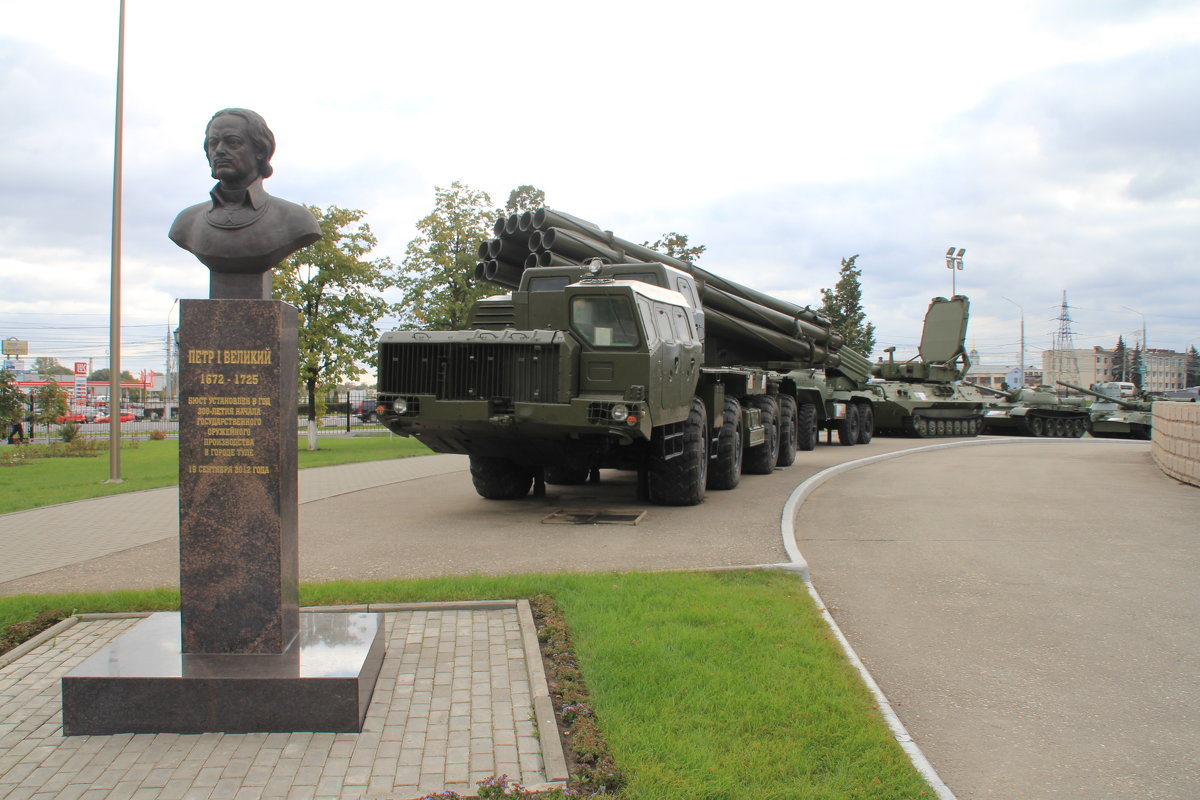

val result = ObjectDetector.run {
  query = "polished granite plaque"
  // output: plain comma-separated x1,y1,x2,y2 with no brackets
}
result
62,612,385,735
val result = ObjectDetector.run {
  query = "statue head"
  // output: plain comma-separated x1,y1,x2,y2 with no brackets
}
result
204,108,275,186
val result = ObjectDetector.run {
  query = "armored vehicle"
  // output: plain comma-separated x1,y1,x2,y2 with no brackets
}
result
869,296,986,437
1056,381,1195,440
968,382,1089,437
376,207,876,506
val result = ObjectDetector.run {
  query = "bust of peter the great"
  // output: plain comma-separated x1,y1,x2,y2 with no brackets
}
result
169,108,321,298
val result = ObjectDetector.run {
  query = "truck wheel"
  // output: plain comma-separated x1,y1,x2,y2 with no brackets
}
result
649,397,708,506
707,397,743,490
836,403,861,446
742,395,780,474
469,455,534,500
856,403,874,444
544,464,591,485
797,402,818,451
776,395,798,467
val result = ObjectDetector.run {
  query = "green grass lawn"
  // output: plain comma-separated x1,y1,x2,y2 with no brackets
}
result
0,570,932,799
0,435,432,515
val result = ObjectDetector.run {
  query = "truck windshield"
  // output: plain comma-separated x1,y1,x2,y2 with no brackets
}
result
570,296,640,348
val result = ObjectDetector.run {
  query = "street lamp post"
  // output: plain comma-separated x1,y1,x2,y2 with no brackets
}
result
1002,296,1025,387
945,247,965,295
165,297,179,404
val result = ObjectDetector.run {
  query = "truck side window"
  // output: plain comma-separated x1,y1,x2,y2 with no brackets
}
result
675,277,700,310
528,276,571,292
653,304,675,343
570,296,640,348
637,300,659,345
670,307,693,344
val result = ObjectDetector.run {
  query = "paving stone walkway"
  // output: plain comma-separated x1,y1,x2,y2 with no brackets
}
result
0,603,565,800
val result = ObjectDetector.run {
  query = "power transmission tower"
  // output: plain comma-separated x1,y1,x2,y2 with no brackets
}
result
1049,291,1081,390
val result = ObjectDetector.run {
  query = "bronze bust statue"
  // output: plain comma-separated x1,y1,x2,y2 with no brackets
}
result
169,108,321,299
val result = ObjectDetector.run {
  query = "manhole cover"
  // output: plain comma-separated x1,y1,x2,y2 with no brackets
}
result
542,508,646,525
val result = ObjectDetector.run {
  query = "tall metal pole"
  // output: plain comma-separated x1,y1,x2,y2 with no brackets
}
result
106,0,126,483
1002,296,1025,387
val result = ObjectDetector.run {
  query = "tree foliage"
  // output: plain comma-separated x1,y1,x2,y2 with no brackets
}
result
643,232,706,265
819,255,876,356
0,370,25,424
34,358,72,376
1187,345,1200,388
87,368,136,383
273,205,397,423
505,185,546,214
1129,345,1143,389
396,182,498,331
34,381,69,425
1111,336,1128,382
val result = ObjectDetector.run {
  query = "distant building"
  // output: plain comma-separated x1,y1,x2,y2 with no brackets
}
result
1042,346,1191,393
964,349,1042,389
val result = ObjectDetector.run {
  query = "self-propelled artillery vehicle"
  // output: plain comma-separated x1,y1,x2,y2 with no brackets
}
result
869,296,986,437
375,207,876,506
967,382,1090,437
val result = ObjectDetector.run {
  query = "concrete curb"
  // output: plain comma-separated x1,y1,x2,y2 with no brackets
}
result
778,436,1143,800
0,615,79,669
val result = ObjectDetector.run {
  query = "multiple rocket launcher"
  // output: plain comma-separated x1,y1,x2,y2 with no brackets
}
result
476,208,874,386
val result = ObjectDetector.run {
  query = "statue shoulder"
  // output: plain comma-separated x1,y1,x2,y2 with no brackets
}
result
269,196,322,238
168,200,211,247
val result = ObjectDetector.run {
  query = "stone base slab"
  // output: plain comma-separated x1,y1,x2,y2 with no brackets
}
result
61,611,384,735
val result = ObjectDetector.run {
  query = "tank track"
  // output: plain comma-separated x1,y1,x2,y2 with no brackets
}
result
903,414,983,438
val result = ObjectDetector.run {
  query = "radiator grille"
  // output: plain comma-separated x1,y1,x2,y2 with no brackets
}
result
380,341,561,403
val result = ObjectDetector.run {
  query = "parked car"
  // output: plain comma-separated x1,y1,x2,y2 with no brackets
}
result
56,408,97,424
354,397,380,423
96,410,136,423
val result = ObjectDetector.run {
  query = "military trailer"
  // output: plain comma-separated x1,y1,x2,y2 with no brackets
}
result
869,296,986,437
375,208,875,506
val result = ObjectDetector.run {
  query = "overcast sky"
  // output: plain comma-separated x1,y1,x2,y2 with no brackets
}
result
2,1,1198,380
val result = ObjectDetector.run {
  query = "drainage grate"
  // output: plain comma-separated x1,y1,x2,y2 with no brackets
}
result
542,508,647,526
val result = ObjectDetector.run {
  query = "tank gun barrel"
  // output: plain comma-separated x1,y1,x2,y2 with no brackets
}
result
964,381,1017,400
1056,381,1142,410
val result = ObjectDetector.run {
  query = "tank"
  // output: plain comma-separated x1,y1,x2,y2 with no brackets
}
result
869,296,986,438
1057,381,1161,440
967,382,1090,437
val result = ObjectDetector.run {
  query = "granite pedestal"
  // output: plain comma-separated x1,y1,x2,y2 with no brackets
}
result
61,612,385,735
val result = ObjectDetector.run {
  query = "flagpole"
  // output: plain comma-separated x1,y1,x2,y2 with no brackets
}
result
106,0,126,483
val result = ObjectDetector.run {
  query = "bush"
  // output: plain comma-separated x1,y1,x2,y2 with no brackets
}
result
149,430,168,441
59,423,80,443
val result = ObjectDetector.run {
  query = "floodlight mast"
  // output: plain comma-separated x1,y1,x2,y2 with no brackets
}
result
945,247,965,295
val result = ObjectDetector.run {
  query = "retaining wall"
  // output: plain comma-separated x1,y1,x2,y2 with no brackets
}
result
1152,401,1200,488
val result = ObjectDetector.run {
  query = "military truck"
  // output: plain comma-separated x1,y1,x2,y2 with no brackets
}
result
869,296,986,437
376,208,875,505
967,382,1090,437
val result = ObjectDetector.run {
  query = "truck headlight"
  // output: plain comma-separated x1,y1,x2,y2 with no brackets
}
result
392,398,408,415
610,403,629,422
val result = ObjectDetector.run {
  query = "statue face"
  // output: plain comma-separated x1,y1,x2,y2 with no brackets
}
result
205,115,260,188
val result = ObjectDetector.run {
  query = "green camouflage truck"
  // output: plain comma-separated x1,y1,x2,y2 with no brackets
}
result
375,208,875,505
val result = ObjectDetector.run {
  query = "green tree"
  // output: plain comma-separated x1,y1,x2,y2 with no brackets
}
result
643,232,706,265
1111,336,1128,382
87,368,135,383
34,357,72,376
0,369,25,425
819,255,876,356
505,185,546,214
273,205,396,448
1129,345,1143,390
1186,345,1199,388
34,380,69,426
397,182,497,331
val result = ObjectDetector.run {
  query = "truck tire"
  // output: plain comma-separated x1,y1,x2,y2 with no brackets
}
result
856,403,874,444
776,395,798,467
544,464,591,485
836,403,861,446
649,397,708,506
797,402,818,451
469,455,534,500
742,395,780,474
707,396,743,490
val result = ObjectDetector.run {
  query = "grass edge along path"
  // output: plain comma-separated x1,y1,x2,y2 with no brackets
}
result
0,570,933,799
0,435,433,515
